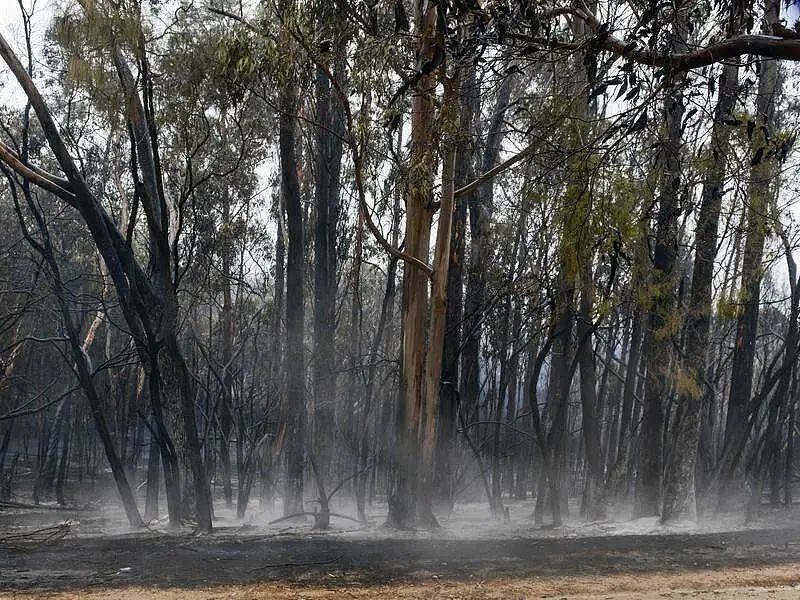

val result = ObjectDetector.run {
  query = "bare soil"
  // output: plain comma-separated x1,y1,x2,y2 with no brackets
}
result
2,570,800,599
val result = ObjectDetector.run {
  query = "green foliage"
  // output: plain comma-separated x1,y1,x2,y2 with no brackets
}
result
674,365,702,400
717,295,740,321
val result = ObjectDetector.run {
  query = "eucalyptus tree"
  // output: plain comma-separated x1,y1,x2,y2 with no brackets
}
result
4,0,800,531
661,0,746,523
311,2,347,511
720,0,783,506
0,1,215,530
5,161,145,527
155,6,270,512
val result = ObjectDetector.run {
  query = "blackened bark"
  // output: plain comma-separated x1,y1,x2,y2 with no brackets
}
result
661,61,739,522
635,45,688,517
437,63,478,506
720,0,780,506
615,300,643,480
220,185,235,509
54,403,70,506
577,262,605,518
280,38,306,515
312,22,346,490
546,288,573,526
145,430,160,519
461,73,514,415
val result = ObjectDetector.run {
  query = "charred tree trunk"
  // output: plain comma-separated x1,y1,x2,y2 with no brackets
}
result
437,63,477,508
220,185,235,510
661,59,740,522
280,9,306,516
613,296,643,497
54,403,71,506
145,428,160,519
577,262,605,519
461,73,515,417
720,0,780,509
546,286,573,526
312,16,345,496
634,17,688,516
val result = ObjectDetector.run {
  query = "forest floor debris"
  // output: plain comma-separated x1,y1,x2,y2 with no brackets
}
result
1,497,799,597
1,499,800,598
0,521,73,550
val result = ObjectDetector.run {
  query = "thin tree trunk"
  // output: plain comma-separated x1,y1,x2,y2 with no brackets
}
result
145,429,160,519
437,62,477,507
461,73,515,416
55,403,71,506
578,262,605,519
220,183,235,510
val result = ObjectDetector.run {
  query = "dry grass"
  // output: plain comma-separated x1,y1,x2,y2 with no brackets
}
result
4,563,800,599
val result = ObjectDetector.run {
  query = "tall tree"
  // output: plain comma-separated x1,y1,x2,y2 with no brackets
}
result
634,3,690,518
661,53,740,521
0,5,214,531
719,0,782,507
279,0,306,517
312,3,346,501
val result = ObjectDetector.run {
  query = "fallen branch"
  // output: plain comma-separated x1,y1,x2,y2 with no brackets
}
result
268,511,362,525
0,500,87,511
0,521,72,549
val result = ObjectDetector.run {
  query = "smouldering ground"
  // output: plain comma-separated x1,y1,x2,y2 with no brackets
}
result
2,498,800,598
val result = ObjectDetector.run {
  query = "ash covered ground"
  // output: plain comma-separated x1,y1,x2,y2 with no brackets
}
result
2,493,800,599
